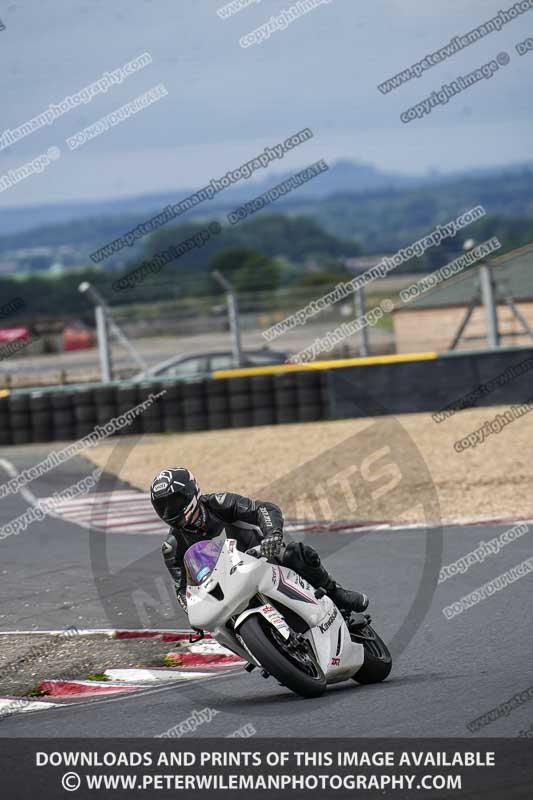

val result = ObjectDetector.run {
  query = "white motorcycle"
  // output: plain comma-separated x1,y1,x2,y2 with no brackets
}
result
184,536,392,699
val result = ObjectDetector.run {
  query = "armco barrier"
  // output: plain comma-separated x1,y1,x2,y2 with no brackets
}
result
0,347,532,446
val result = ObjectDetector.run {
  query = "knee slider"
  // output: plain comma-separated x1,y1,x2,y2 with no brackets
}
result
162,535,176,563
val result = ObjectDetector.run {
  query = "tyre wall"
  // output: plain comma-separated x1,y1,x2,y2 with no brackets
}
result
1,347,532,445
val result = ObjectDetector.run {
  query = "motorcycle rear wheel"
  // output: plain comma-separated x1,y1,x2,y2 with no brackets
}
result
351,623,392,684
238,615,326,699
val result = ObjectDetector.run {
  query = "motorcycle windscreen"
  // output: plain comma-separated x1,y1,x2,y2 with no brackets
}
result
183,539,224,586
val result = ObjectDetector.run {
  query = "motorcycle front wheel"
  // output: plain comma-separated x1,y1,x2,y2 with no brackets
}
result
238,615,326,699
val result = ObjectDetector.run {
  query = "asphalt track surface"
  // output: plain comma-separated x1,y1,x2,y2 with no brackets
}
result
0,445,532,738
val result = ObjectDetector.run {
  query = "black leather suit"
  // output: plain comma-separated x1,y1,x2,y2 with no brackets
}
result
162,491,334,610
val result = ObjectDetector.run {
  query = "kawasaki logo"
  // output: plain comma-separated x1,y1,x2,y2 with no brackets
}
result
318,608,338,634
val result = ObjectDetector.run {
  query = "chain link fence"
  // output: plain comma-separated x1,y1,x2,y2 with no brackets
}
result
2,246,532,389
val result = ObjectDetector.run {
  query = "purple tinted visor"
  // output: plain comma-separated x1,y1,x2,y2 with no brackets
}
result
183,539,224,586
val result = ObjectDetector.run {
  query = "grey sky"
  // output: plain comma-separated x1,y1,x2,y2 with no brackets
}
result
1,0,531,208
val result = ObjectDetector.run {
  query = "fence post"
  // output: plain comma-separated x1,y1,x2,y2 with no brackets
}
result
479,262,500,348
354,287,369,357
95,305,112,382
79,281,148,379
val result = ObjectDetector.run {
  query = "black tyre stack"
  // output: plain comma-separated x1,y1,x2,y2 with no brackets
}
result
0,393,12,446
29,392,53,443
9,393,32,445
115,383,141,435
0,368,330,446
51,391,75,442
73,388,97,439
93,385,118,437
182,381,208,432
228,377,253,429
250,374,276,427
206,379,230,430
273,373,299,425
161,382,184,433
138,382,165,434
296,370,325,422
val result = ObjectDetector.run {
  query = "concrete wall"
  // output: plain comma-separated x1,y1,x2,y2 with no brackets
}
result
325,346,533,419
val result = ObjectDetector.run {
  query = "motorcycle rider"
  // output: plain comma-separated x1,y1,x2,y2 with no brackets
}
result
151,467,368,616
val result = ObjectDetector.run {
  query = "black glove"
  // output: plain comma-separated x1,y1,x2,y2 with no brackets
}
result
260,530,283,559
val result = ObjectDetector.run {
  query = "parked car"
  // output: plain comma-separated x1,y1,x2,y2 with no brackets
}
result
62,320,94,352
133,349,288,381
0,326,31,345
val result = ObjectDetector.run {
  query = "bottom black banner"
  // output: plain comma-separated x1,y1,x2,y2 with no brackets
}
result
0,738,531,799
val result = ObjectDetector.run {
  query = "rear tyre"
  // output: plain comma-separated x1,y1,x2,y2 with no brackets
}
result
351,623,392,684
238,615,326,699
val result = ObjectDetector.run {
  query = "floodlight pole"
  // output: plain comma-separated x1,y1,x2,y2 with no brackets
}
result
212,270,243,368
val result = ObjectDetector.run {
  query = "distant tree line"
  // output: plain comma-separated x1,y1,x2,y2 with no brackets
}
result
0,207,531,321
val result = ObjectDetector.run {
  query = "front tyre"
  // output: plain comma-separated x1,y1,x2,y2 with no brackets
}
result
238,615,326,699
351,624,392,684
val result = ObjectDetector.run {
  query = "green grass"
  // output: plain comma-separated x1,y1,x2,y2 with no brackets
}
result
26,686,48,697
